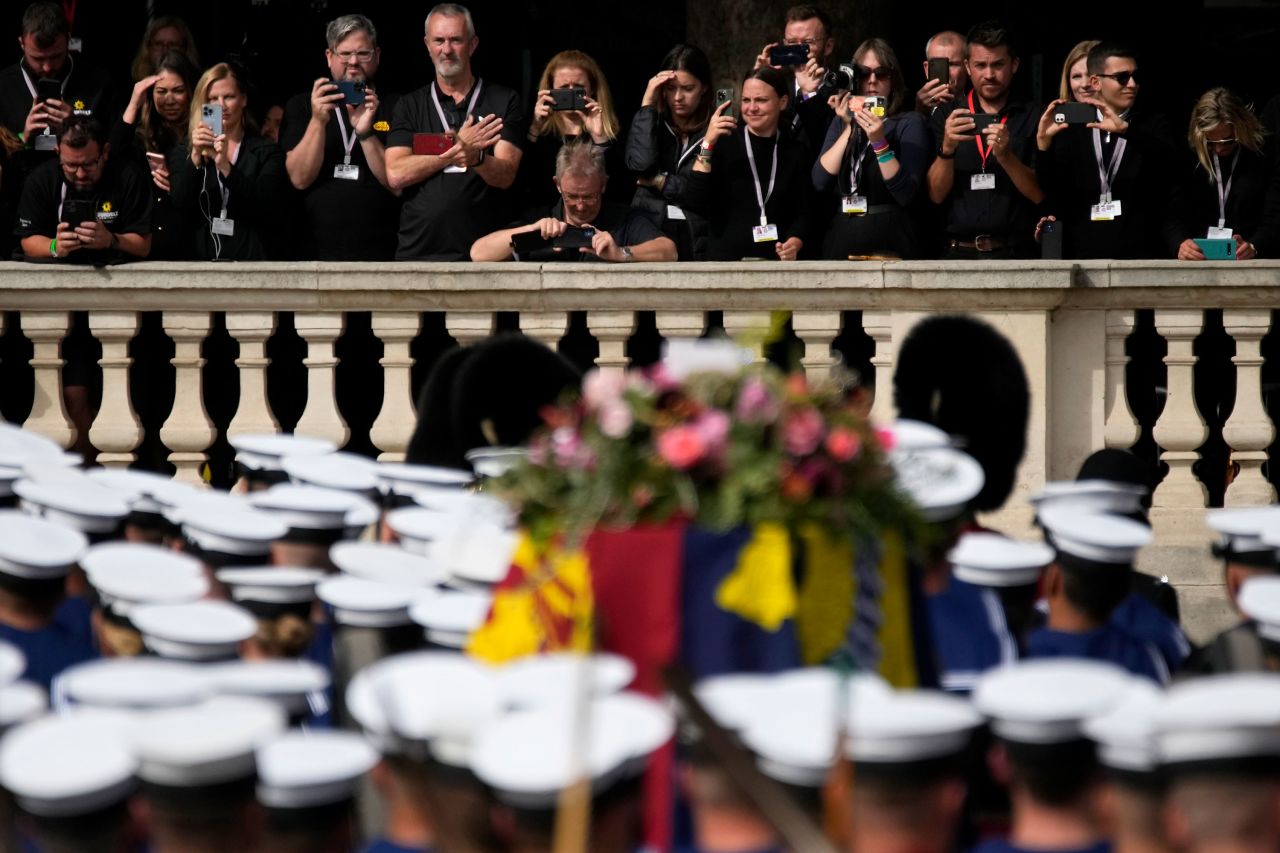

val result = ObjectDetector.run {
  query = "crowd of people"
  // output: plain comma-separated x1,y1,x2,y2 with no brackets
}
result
2,2,1280,263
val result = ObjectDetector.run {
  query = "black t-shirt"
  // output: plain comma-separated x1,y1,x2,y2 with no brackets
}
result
387,78,525,261
0,56,118,140
509,200,663,261
14,156,152,264
279,90,402,261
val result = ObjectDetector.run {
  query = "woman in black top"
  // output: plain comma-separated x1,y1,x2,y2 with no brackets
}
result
813,38,930,259
168,62,286,260
624,44,714,260
678,67,815,261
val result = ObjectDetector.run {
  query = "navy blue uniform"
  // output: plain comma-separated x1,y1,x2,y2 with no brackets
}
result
1,597,97,692
1110,592,1189,675
927,577,1018,694
1026,625,1167,684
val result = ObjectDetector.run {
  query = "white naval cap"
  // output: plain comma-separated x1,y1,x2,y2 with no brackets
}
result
229,433,336,475
1238,575,1280,643
973,659,1133,744
1038,505,1151,565
427,520,519,587
330,542,450,587
495,653,635,710
203,659,330,718
130,600,258,661
282,450,381,495
0,509,88,579
948,533,1055,587
16,458,84,485
471,692,675,809
161,489,252,525
82,542,207,616
248,484,366,536
690,669,889,738
177,508,288,559
692,673,775,734
1030,480,1147,517
0,682,47,730
58,657,209,710
408,587,493,648
890,446,985,523
317,576,423,628
1154,673,1280,769
384,506,456,555
884,419,952,452
0,425,78,496
844,689,984,767
1208,506,1280,565
130,695,286,787
86,467,197,518
1082,679,1162,774
0,711,137,817
661,338,754,381
0,641,25,687
13,479,129,535
465,447,527,479
255,730,378,810
216,567,326,607
378,462,473,501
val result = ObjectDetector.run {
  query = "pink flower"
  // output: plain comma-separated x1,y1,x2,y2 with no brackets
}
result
551,427,584,467
735,376,779,423
825,427,862,462
582,370,627,411
598,401,634,438
783,407,824,456
875,428,896,452
647,364,681,392
693,410,731,454
657,425,707,470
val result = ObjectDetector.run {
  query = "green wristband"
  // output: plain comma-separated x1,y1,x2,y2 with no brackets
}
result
49,238,56,258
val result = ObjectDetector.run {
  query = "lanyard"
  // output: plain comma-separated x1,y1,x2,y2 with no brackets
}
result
214,142,243,217
62,0,76,29
967,90,1007,173
1090,126,1127,202
20,55,73,100
846,127,873,195
665,122,704,170
334,107,357,166
1211,150,1238,229
430,79,484,133
57,182,67,221
743,126,778,223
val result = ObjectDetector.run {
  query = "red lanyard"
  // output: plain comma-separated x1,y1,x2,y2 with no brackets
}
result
967,90,1008,172
63,0,76,29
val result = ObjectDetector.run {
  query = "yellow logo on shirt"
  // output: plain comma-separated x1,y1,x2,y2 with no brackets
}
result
100,202,112,213
73,99,85,111
373,121,389,132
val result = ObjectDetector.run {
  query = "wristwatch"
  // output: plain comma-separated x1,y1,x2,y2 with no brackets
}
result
936,146,956,160
621,246,634,262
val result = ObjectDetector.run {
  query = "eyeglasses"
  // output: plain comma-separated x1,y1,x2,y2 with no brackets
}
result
856,65,893,79
1207,137,1238,146
61,158,102,174
333,49,375,63
561,191,602,204
783,38,822,47
1097,70,1139,86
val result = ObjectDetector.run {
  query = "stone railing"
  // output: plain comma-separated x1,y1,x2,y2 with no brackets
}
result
3,259,1278,639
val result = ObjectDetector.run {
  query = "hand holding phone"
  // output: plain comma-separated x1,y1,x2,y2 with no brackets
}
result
768,43,809,67
714,87,734,120
333,80,367,106
927,58,950,87
201,103,223,136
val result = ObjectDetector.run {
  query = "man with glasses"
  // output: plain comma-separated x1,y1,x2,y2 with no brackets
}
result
915,30,969,115
281,13,400,261
753,4,837,148
469,143,675,262
927,20,1043,259
1036,42,1183,259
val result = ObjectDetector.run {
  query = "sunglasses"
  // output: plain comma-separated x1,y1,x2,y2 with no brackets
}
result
1096,70,1139,86
856,65,893,79
1207,137,1238,146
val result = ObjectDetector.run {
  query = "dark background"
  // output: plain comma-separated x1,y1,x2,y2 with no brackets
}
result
5,1,1279,137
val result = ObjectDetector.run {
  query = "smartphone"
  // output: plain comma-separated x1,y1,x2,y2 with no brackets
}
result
36,78,62,103
863,95,887,118
1052,102,1096,126
412,133,453,156
1041,220,1063,260
333,80,367,106
556,226,596,250
145,151,166,172
549,87,588,112
963,112,1000,136
201,103,223,136
1194,237,1236,261
927,58,950,87
715,87,734,119
61,198,97,226
768,43,809,67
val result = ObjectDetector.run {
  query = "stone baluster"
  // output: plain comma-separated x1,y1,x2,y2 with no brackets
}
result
862,310,894,426
518,312,568,351
369,312,422,461
1152,310,1208,509
226,312,280,439
586,311,635,376
88,312,143,468
1223,310,1276,506
793,311,841,383
160,312,216,484
722,311,772,362
22,311,75,448
293,312,349,447
654,311,706,345
445,312,495,349
1103,310,1141,450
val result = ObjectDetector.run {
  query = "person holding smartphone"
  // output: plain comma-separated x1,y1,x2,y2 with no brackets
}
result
915,30,967,115
813,38,930,259
625,44,715,260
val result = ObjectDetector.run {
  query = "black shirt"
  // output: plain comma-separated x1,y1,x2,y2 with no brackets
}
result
929,95,1041,241
1181,148,1274,253
0,56,117,140
387,78,524,261
14,156,152,264
624,106,709,260
508,200,663,261
279,90,402,261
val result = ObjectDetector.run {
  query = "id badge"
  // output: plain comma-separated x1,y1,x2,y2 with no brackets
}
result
1091,201,1122,222
68,37,83,52
1207,226,1232,240
444,165,467,174
666,205,687,221
34,133,57,151
753,223,779,243
970,173,996,191
334,163,360,181
211,217,235,237
842,194,868,215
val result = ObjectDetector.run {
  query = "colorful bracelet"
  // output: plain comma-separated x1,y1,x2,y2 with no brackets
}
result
49,238,57,258
876,150,895,164
871,139,890,153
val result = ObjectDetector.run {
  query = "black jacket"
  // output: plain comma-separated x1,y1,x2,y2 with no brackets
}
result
624,105,710,260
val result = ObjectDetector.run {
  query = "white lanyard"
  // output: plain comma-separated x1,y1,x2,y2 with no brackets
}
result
20,55,73,100
213,142,243,217
1211,150,1238,229
665,122,705,170
1091,126,1127,203
430,79,484,133
743,126,778,225
334,107,357,166
57,182,67,221
848,129,872,195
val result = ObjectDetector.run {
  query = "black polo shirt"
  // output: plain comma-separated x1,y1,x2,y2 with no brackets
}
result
510,200,663,261
929,95,1041,241
14,156,152,264
280,90,402,261
388,78,524,261
0,56,117,140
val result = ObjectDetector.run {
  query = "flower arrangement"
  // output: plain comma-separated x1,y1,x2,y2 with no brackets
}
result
493,358,923,547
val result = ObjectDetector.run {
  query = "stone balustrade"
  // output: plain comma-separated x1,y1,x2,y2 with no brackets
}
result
2,258,1278,640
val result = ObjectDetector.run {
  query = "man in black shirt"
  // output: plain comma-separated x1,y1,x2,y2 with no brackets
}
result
752,4,836,151
281,13,400,261
927,21,1042,259
385,3,524,261
470,143,675,262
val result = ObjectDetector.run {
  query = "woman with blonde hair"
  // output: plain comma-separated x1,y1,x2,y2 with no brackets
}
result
1058,39,1100,102
1177,87,1271,260
130,16,201,81
517,49,626,207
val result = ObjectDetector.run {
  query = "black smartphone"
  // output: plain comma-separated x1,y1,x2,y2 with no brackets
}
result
1052,102,1095,126
555,226,596,250
927,58,950,87
333,79,366,106
36,78,62,103
549,87,588,112
715,87,734,119
963,112,1000,136
61,198,97,226
510,230,550,256
768,43,809,67
1041,220,1063,260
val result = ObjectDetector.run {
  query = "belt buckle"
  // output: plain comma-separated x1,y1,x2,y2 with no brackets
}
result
974,234,997,252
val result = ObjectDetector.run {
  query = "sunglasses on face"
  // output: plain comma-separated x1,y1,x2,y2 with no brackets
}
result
1097,70,1138,86
856,65,893,79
